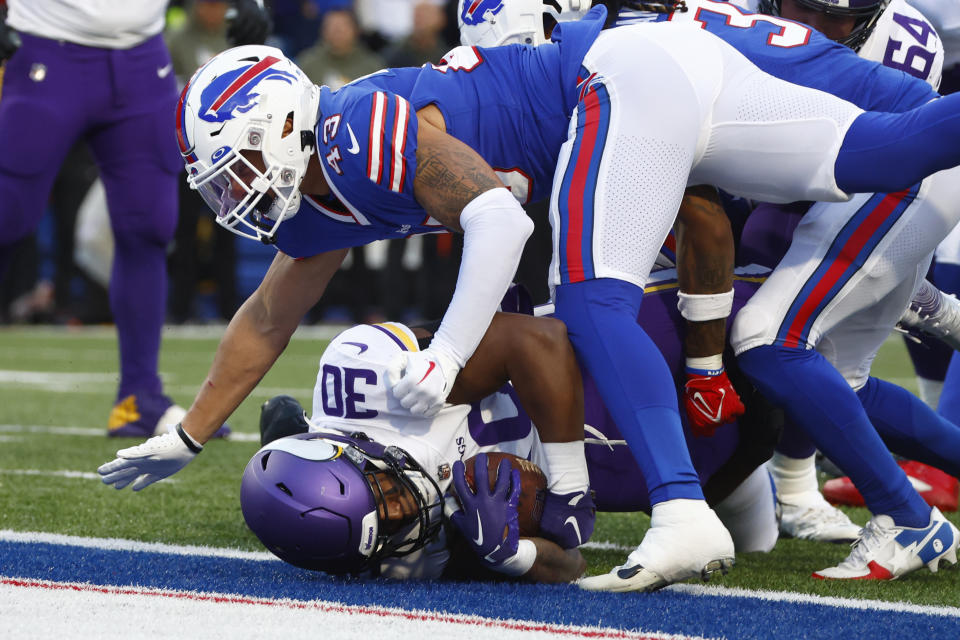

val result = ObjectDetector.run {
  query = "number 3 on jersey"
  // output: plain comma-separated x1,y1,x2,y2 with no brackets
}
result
687,0,812,48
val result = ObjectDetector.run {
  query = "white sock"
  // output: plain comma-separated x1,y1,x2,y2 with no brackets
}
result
916,377,944,409
766,452,818,501
542,441,589,495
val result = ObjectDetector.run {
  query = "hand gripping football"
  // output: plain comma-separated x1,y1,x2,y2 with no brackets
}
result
464,452,547,536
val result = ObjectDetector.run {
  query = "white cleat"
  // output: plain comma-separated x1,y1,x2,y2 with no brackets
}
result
813,507,959,580
898,281,960,351
578,499,735,593
779,491,862,543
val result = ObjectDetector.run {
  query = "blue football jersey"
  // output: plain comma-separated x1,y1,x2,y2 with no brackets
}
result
619,0,937,111
271,9,608,258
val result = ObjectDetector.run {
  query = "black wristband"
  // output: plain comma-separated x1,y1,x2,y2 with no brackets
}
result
176,423,203,454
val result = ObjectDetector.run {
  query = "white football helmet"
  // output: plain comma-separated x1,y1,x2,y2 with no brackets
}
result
176,45,320,242
458,0,590,47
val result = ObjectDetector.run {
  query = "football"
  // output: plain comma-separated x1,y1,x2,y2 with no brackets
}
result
463,452,547,536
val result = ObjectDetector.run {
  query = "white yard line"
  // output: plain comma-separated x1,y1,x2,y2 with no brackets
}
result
0,424,261,442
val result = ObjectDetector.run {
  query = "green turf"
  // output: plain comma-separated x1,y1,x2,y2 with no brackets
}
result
1,327,958,605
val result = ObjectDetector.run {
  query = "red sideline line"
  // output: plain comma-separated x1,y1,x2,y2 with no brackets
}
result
2,577,701,640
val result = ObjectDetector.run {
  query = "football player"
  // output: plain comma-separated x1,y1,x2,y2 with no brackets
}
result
0,0,269,438
735,0,956,545
100,6,960,592
459,0,960,586
241,275,782,583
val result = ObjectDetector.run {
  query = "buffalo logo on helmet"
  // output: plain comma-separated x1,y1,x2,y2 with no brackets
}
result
198,56,297,124
460,0,505,26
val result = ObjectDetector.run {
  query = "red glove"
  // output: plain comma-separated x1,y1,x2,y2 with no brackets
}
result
683,365,745,438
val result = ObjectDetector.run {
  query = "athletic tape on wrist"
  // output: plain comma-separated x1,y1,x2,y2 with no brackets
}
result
677,289,734,322
686,354,724,376
176,423,203,454
495,539,537,577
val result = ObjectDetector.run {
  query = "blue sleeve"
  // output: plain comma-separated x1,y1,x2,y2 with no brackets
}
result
691,2,938,112
272,198,399,258
316,86,423,222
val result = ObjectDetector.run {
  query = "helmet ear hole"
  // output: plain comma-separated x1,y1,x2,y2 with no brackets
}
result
282,112,295,138
276,482,292,497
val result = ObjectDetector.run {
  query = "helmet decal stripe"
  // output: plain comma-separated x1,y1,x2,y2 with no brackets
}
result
389,96,411,193
176,81,198,163
371,323,417,352
209,55,281,113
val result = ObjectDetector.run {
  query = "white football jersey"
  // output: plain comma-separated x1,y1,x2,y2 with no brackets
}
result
308,322,547,497
308,322,546,579
859,0,943,89
907,0,960,68
6,0,167,49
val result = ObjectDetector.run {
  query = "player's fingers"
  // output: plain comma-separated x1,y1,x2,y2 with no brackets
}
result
400,393,419,411
508,469,522,508
493,458,512,497
475,453,491,495
385,352,407,389
131,474,159,492
451,460,472,499
100,467,139,487
421,402,443,418
97,458,130,475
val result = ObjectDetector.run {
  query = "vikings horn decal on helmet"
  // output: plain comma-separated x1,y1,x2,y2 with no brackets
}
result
757,0,891,51
176,45,320,243
458,0,590,47
240,432,443,575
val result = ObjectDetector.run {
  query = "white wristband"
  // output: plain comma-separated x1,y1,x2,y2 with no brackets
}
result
677,289,734,322
542,441,589,495
686,354,724,374
495,539,537,577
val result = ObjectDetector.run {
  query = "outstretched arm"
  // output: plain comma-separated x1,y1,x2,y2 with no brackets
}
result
98,249,347,491
180,248,348,443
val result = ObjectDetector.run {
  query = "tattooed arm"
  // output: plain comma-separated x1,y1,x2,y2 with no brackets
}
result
412,105,504,230
385,107,534,417
675,185,745,434
674,185,735,358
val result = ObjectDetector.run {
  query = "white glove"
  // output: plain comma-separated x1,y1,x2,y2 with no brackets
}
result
98,424,201,491
386,348,461,417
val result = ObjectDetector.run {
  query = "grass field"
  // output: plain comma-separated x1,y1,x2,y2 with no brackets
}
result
1,325,958,609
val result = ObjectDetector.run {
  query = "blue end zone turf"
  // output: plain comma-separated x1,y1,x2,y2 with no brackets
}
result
3,539,959,639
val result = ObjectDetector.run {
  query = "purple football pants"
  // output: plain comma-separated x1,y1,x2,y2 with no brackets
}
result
583,279,759,511
0,33,181,399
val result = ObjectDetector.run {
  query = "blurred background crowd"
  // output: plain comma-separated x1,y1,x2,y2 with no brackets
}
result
0,0,554,328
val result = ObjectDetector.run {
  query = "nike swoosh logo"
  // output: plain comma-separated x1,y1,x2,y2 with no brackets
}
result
564,516,583,546
692,389,725,424
343,341,368,354
616,564,644,580
908,476,934,493
418,361,436,384
346,123,360,155
472,510,483,546
157,64,173,79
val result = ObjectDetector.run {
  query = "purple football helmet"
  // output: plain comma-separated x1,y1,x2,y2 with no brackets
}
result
757,0,889,51
240,431,443,575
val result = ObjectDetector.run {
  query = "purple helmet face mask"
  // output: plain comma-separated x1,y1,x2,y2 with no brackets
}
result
240,432,442,575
